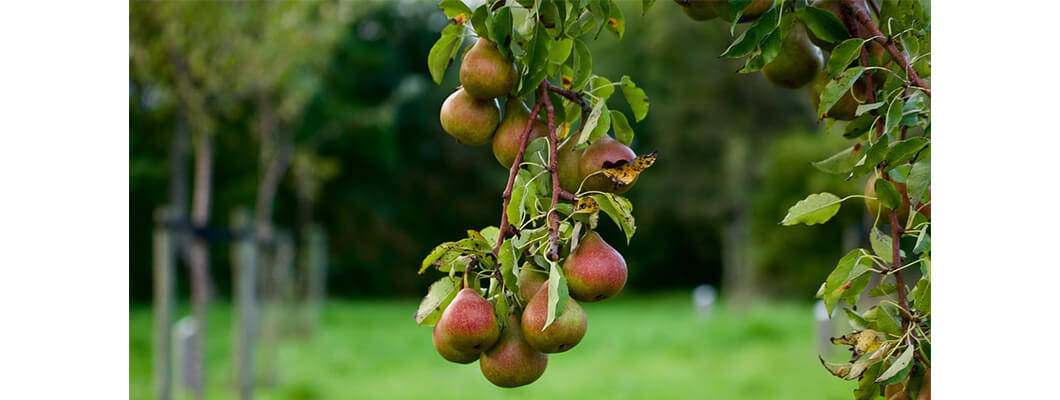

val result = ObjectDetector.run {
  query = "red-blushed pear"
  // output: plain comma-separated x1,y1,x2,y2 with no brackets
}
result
557,137,585,193
517,264,548,304
435,288,501,354
809,73,871,121
577,136,637,194
479,314,548,388
864,174,911,222
460,38,518,100
563,231,627,302
711,0,773,23
762,23,823,89
674,0,717,21
432,324,479,364
492,99,548,168
521,287,587,353
439,88,500,146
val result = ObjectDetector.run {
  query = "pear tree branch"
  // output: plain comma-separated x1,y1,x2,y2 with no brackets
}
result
541,84,562,262
889,210,912,330
493,88,545,256
841,0,930,95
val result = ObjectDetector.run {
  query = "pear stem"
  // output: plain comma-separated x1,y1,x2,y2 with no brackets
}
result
840,0,930,95
541,84,562,262
493,90,545,256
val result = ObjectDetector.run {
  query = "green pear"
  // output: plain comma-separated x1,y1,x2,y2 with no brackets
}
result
521,287,587,353
517,264,548,304
762,23,823,89
563,231,627,302
578,136,637,194
432,324,479,364
711,0,773,23
435,288,500,354
493,99,549,168
557,137,585,193
864,174,910,223
479,314,548,388
674,0,717,21
439,88,499,146
809,72,871,121
460,39,517,100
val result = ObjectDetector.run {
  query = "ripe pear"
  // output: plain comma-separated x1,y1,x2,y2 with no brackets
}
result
435,288,500,354
440,88,500,146
460,39,517,100
809,73,871,121
674,0,717,21
711,0,773,23
479,314,548,388
563,231,627,302
578,136,637,194
762,23,823,89
432,324,479,364
864,174,910,223
517,264,548,304
493,99,549,168
521,287,587,353
557,137,585,193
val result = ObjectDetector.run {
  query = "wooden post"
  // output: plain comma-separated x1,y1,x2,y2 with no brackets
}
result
230,208,256,400
153,207,176,400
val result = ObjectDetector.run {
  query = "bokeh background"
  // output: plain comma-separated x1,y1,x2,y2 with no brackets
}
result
130,1,872,399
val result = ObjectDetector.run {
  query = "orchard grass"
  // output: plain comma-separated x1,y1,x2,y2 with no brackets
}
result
130,293,851,399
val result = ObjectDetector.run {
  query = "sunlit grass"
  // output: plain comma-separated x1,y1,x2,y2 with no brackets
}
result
130,293,852,399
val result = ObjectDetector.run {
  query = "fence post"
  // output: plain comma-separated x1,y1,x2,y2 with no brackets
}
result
230,207,256,400
153,206,176,400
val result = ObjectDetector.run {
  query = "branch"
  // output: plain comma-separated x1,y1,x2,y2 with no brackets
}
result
492,85,546,256
838,1,882,138
889,210,912,330
841,0,930,95
542,84,562,262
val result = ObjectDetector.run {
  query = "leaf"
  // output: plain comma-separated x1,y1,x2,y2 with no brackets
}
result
480,226,500,245
590,75,614,100
796,6,850,44
470,5,489,39
820,357,852,379
438,0,473,20
811,144,862,175
590,193,636,243
884,98,903,135
498,239,519,294
507,170,529,226
576,99,605,145
426,24,463,85
823,249,873,316
869,227,893,264
869,283,897,297
518,24,550,96
845,308,870,331
544,261,569,330
574,197,600,214
547,37,573,67
912,277,930,314
641,0,657,15
610,110,634,146
843,113,876,139
604,0,625,39
780,192,842,226
874,178,902,211
863,303,901,336
818,67,865,119
884,137,929,169
414,276,460,326
827,39,864,78
831,329,883,363
854,363,883,398
588,102,611,145
620,75,649,122
489,6,513,51
851,134,890,179
721,3,780,58
601,151,657,189
906,158,930,207
571,39,592,91
855,101,885,117
875,345,914,383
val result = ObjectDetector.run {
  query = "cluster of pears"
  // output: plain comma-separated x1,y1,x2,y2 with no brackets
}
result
431,230,627,388
439,39,639,194
674,0,892,121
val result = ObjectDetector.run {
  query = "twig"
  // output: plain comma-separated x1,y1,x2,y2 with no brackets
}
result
838,1,882,138
889,210,912,330
493,88,545,256
542,84,562,262
841,0,931,95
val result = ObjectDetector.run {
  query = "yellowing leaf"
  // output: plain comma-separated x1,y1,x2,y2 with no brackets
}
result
832,329,884,362
574,197,600,214
601,150,657,187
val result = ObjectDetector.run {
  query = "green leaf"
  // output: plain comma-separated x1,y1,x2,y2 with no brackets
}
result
507,170,528,226
818,67,865,119
499,239,519,294
590,193,636,243
544,261,570,330
843,113,876,139
906,157,930,207
811,145,861,175
845,308,870,331
620,75,650,122
641,0,657,15
548,37,573,67
426,24,463,85
490,6,513,54
869,227,893,264
576,98,606,145
571,39,592,91
826,39,863,78
869,283,896,297
853,363,883,399
480,226,500,246
863,303,901,336
823,249,873,316
721,5,781,58
912,277,930,314
855,101,885,117
470,5,489,39
780,192,842,226
884,98,903,134
414,276,460,326
588,102,611,145
738,26,783,73
590,75,614,100
610,110,634,146
851,134,890,179
438,0,473,20
874,178,902,211
875,345,914,383
797,6,850,44
604,0,625,39
539,0,563,38
884,137,929,169
519,24,551,95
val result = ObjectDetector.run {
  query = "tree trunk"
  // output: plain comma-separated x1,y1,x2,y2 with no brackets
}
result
153,206,177,400
721,135,754,308
187,132,213,400
230,208,256,400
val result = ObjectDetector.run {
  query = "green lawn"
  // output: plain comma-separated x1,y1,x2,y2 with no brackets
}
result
130,293,852,399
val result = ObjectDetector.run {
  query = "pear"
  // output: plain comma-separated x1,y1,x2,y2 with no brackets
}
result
479,314,548,388
809,73,871,121
439,88,500,146
578,136,637,194
493,99,549,168
432,324,479,364
435,288,500,354
711,0,774,23
563,231,627,302
460,39,517,100
864,174,911,223
521,287,587,353
517,264,548,304
674,0,717,21
557,137,585,193
762,23,823,89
